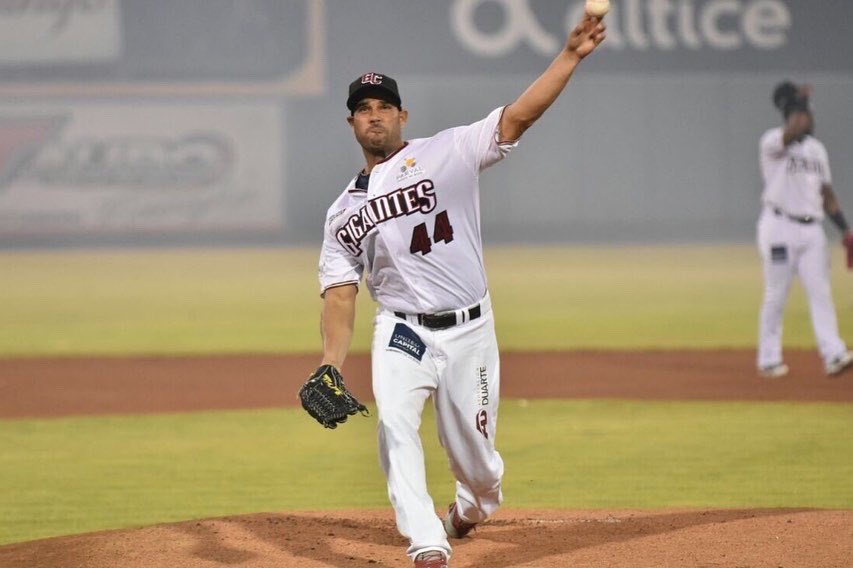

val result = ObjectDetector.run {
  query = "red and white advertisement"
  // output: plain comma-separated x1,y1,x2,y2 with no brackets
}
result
0,103,283,236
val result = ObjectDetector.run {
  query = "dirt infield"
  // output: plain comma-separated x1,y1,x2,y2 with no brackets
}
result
1,350,851,567
2,349,853,419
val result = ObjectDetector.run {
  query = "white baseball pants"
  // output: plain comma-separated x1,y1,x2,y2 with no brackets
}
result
757,208,847,368
371,294,503,560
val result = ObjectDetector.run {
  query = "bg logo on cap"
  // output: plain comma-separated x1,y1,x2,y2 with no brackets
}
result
347,72,400,112
361,73,384,85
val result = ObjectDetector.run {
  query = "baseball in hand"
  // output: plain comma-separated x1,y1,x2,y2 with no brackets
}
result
585,0,610,17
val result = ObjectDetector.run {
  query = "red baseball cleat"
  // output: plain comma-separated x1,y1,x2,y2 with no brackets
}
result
443,502,476,539
414,550,448,568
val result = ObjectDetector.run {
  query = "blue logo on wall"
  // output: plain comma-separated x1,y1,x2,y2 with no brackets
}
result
388,323,426,362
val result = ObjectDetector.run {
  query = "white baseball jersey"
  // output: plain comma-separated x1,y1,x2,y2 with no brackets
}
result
319,106,517,314
759,127,832,219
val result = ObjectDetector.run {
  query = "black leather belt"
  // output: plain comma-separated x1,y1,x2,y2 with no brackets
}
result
394,304,482,330
772,207,815,224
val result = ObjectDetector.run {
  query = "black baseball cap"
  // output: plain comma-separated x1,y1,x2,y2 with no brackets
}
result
347,72,402,113
772,80,810,118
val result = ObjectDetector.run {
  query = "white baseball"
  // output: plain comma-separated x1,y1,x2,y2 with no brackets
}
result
585,0,610,17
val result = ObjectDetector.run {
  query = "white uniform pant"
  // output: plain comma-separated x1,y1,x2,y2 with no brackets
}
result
757,208,847,368
371,296,503,560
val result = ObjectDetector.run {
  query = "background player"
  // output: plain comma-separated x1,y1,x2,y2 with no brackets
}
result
314,15,605,568
757,81,853,378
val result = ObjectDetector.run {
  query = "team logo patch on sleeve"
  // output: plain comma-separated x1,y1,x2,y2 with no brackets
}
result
388,323,426,362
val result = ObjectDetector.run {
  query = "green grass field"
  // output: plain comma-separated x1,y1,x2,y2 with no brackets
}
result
2,401,851,546
1,245,850,356
1,246,852,546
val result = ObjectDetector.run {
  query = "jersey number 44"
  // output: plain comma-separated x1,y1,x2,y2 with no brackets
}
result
410,210,455,255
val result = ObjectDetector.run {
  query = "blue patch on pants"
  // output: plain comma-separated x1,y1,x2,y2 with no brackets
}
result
770,245,788,263
388,323,426,362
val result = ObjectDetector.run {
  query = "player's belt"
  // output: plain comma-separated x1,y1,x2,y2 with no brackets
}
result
394,304,482,330
772,207,816,224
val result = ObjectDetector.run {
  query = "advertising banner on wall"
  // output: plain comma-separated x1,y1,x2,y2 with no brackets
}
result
1,1,843,98
0,0,324,97
0,0,122,65
0,103,283,236
328,0,853,74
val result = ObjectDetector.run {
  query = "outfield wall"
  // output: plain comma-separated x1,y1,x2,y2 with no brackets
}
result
0,0,851,247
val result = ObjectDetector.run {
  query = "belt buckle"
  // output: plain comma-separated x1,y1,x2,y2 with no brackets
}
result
422,312,455,329
413,302,483,330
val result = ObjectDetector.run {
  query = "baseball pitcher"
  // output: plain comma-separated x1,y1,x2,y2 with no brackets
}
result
301,14,605,568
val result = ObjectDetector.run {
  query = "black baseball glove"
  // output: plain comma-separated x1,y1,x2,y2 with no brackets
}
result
298,364,369,429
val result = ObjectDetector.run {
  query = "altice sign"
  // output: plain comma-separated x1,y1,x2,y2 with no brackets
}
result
445,0,853,72
451,0,792,56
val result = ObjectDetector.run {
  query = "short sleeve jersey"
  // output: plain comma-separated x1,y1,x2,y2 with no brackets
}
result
319,106,517,314
759,127,832,219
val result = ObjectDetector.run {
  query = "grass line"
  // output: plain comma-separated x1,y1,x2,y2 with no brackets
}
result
2,399,851,545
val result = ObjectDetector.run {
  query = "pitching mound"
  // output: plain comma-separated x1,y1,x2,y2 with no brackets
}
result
1,508,851,567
